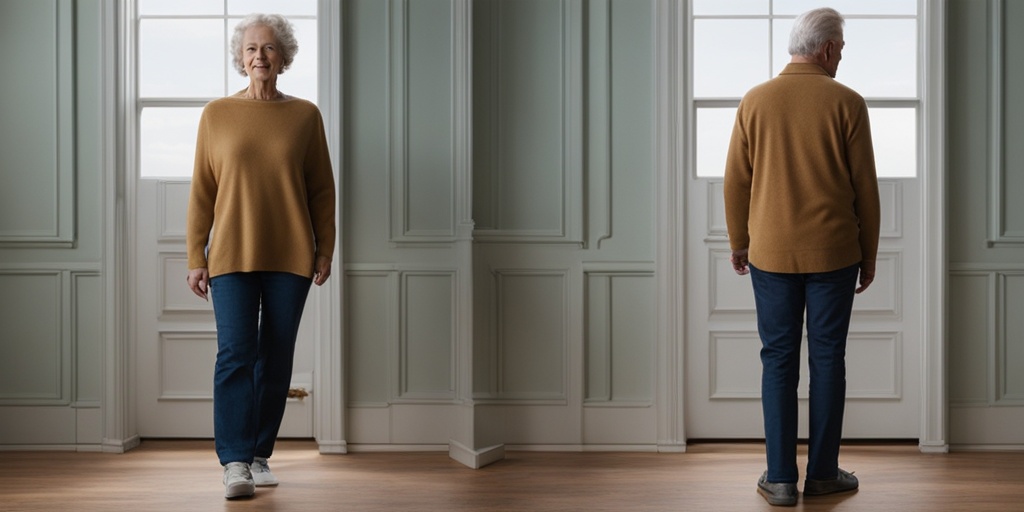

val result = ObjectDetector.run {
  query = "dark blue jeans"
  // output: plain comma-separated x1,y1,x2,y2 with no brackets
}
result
210,271,311,466
749,263,859,484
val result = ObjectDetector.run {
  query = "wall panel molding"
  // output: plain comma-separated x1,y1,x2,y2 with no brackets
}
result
387,0,457,243
398,271,457,401
0,0,75,247
72,272,103,405
853,250,902,318
587,0,613,248
708,331,902,400
347,267,461,405
0,271,68,405
699,178,897,241
987,0,1024,246
157,181,189,241
584,271,655,405
846,332,903,399
997,272,1024,403
878,180,903,238
493,269,568,400
158,252,213,315
346,270,397,406
157,332,216,401
707,331,760,399
473,0,584,244
705,180,726,238
949,269,1024,407
706,249,902,318
948,272,994,407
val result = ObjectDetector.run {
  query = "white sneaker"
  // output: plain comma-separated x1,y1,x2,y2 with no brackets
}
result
250,457,279,487
223,461,255,499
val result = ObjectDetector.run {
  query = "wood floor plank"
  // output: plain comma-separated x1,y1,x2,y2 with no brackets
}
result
1,441,1021,511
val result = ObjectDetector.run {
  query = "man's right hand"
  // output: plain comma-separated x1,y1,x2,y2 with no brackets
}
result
856,261,875,294
731,249,750,276
187,267,210,301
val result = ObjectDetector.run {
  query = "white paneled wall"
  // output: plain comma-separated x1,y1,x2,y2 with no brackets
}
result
0,0,105,448
5,0,1024,455
947,0,1024,447
343,0,655,457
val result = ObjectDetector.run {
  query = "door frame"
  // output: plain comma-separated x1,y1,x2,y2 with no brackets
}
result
100,0,346,453
652,0,948,453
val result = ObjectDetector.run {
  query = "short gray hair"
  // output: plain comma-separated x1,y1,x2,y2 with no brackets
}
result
788,8,844,57
229,13,298,76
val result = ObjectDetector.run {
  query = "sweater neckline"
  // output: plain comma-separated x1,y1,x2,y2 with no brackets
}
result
779,63,830,76
227,90,296,103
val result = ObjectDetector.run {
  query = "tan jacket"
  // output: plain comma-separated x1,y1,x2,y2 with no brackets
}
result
724,63,880,274
186,96,336,278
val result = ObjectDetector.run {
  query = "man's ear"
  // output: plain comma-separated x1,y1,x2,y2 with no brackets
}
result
822,40,835,62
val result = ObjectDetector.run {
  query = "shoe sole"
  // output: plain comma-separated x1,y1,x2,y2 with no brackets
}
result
757,486,797,506
804,486,858,496
225,482,255,499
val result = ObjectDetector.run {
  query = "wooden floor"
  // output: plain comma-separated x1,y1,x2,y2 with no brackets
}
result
1,440,1022,511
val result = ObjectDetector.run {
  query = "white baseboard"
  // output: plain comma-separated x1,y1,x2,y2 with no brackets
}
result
449,439,505,469
950,444,1024,452
316,439,348,454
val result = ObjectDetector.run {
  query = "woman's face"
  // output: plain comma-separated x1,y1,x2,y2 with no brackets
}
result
241,25,283,82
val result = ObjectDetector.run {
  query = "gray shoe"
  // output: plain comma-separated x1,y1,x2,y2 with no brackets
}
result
758,471,798,506
804,468,859,496
223,461,255,499
250,456,279,487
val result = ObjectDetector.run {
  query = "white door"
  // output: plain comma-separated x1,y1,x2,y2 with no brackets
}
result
131,5,322,437
683,177,921,439
683,2,927,440
133,180,318,437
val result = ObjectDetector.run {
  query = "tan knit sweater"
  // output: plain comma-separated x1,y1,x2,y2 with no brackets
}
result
186,95,336,278
724,63,880,274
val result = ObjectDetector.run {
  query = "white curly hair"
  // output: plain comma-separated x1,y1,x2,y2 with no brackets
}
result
229,13,298,76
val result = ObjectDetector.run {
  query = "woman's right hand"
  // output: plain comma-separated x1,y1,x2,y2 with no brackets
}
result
187,267,210,301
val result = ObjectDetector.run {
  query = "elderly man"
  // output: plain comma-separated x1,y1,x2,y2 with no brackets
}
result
723,7,881,507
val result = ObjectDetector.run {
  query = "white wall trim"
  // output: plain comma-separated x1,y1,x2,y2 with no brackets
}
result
102,0,139,454
948,444,1024,452
314,0,346,455
449,440,504,469
589,0,613,249
919,0,949,453
653,0,686,452
452,0,475,404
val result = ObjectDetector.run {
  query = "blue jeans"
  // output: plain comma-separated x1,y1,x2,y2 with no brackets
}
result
749,263,859,484
210,271,312,466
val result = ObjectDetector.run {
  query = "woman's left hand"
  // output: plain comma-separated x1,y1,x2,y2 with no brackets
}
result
313,256,332,286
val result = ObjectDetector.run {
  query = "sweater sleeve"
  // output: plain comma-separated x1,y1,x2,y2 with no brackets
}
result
186,107,216,270
723,105,753,252
846,98,881,265
304,109,337,261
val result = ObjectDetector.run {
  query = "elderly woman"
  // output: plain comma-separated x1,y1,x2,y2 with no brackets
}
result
185,13,335,500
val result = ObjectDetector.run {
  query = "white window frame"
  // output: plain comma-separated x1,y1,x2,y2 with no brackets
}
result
133,3,319,179
688,3,923,179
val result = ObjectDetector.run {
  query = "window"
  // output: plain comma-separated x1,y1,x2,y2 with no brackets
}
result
691,0,919,178
136,0,318,178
